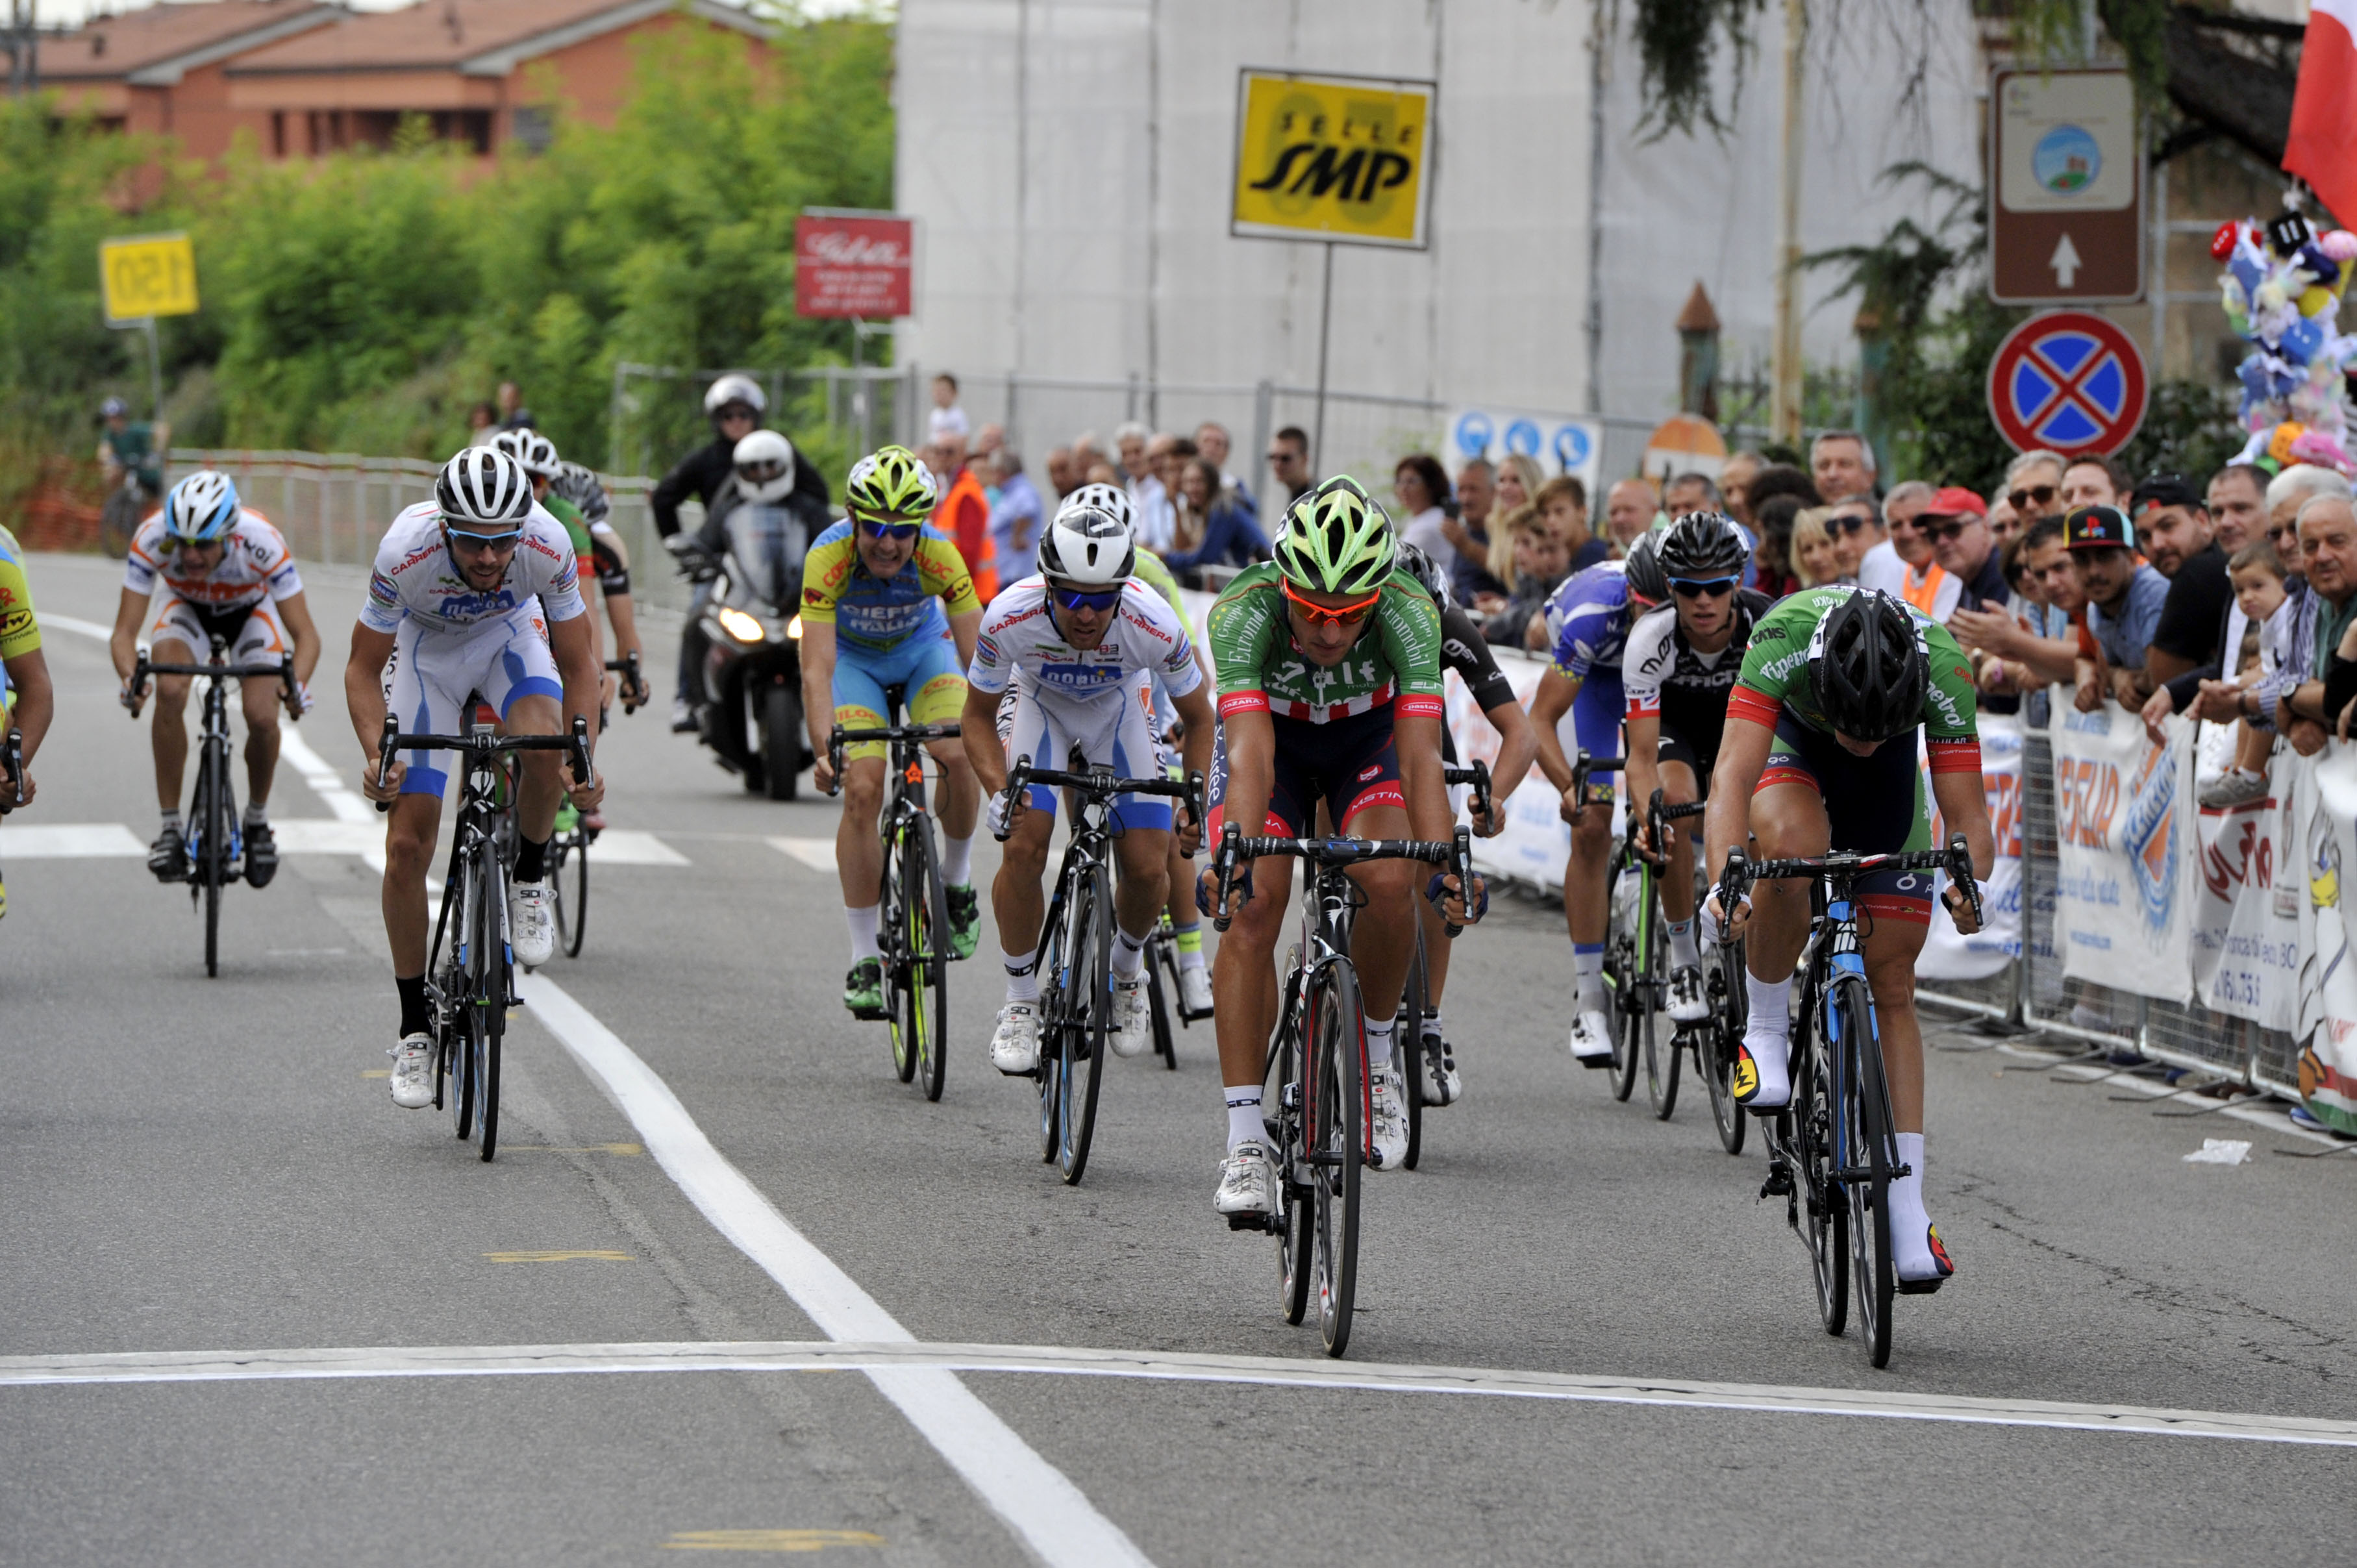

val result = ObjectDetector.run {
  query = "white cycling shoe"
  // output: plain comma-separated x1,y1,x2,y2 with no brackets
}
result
388,1034,435,1110
1667,965,1710,1023
1366,1065,1408,1169
1216,1139,1277,1219
1568,1010,1615,1068
1110,974,1152,1057
508,880,556,967
1178,965,1215,1015
991,1003,1041,1075
1732,1027,1792,1110
1423,1026,1463,1106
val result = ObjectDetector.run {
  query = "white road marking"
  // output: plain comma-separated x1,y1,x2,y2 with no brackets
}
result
579,830,689,867
8,1337,2354,1450
268,819,388,856
39,613,116,641
511,974,1154,1568
276,727,377,825
767,836,838,873
0,823,145,858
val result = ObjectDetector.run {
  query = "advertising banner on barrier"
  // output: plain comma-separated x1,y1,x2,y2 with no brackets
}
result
2297,747,2357,1133
2049,702,2195,1002
1921,712,2023,980
2191,739,2301,1029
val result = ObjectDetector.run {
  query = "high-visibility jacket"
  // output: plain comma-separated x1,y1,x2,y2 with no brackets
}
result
934,464,997,605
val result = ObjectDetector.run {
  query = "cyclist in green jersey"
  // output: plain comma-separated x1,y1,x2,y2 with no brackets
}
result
0,525,55,920
1200,477,1485,1217
496,430,647,720
1702,586,1991,1291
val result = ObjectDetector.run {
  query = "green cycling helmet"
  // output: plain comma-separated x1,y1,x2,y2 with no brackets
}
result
843,444,940,522
1274,475,1397,596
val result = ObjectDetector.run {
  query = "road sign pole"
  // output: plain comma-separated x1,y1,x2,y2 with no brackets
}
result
1312,240,1334,479
143,316,162,422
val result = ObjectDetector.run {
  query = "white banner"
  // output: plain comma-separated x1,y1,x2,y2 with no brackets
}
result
2298,747,2357,1133
2190,737,2301,1029
1920,712,2023,980
2049,701,2196,1002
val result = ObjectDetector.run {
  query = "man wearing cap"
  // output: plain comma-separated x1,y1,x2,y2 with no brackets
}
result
2126,475,2234,736
1922,487,2008,612
2067,504,2171,714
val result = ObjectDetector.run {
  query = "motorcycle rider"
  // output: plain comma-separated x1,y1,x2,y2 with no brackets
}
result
677,430,829,755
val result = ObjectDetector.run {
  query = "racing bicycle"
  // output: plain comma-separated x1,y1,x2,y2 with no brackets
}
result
1214,820,1475,1358
1141,915,1205,1070
376,713,594,1162
1395,759,1491,1171
1717,834,1981,1368
995,756,1202,1184
829,704,960,1102
547,654,647,960
128,639,297,977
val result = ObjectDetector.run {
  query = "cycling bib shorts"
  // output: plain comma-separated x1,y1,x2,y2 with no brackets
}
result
1758,709,1936,922
1567,673,1625,799
149,595,290,667
383,607,562,800
832,628,966,762
997,673,1171,832
1208,703,1402,839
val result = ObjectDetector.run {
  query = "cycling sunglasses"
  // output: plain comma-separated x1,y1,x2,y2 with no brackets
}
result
1669,575,1738,599
445,527,523,553
854,517,923,542
2007,484,2058,513
1049,584,1123,614
1282,579,1382,626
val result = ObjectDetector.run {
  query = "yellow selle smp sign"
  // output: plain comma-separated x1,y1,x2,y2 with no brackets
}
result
99,232,199,325
1231,70,1435,249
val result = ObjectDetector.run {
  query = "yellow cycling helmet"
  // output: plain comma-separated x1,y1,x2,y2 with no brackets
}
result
844,445,940,523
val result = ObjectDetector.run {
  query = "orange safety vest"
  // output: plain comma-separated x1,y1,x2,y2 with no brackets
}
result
1899,560,1949,617
934,466,997,604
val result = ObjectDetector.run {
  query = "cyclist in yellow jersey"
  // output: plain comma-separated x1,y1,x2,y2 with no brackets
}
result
1128,544,1218,1015
802,446,986,1015
0,524,56,920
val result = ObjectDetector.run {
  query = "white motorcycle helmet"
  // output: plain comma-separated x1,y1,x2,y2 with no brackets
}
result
1037,490,1136,587
703,373,767,419
732,429,797,504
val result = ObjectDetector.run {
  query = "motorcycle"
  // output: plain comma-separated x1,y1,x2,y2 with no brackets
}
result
686,496,812,800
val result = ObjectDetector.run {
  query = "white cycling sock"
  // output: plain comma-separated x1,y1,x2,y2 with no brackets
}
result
1573,942,1606,1013
940,833,973,886
1003,948,1038,1004
1667,916,1700,970
1364,1014,1396,1078
159,808,181,832
1112,924,1146,978
1225,1085,1265,1149
1423,1005,1443,1039
1888,1132,1949,1278
1740,969,1793,1102
845,904,881,963
243,801,269,827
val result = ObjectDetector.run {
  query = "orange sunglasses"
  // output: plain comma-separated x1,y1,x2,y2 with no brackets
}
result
1282,579,1382,627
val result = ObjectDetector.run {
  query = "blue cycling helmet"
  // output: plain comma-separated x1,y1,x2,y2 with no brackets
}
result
163,471,240,544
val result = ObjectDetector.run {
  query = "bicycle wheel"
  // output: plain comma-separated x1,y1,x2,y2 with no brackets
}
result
1793,982,1847,1337
1701,940,1747,1156
1056,863,1111,1185
473,852,505,1162
560,832,590,959
1606,862,1643,1104
880,824,918,1085
899,816,950,1103
1036,879,1072,1164
201,743,227,978
1839,976,1896,1367
1398,925,1428,1171
1310,957,1365,1357
1145,938,1177,1069
1643,885,1680,1121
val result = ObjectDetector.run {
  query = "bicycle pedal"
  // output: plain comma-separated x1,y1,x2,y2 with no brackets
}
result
851,1005,889,1021
1758,1166,1794,1200
1225,1211,1278,1234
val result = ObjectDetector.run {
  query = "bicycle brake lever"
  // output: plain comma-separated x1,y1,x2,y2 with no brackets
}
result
1212,823,1241,933
1442,824,1473,939
374,714,399,814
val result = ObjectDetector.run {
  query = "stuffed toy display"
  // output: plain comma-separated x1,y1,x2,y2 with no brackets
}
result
2217,208,2357,467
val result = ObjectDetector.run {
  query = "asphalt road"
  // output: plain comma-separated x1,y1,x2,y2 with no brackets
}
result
4,550,2354,1567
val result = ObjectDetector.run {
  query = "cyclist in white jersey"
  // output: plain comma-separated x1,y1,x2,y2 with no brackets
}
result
345,447,605,1110
110,470,323,888
959,489,1216,1069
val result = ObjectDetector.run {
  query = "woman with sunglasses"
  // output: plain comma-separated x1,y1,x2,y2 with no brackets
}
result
1198,477,1483,1219
960,486,1218,1076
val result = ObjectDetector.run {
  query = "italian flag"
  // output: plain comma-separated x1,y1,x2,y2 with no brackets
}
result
2288,0,2357,227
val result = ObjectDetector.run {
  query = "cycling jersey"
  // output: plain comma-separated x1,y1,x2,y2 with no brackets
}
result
1728,586,1980,775
549,462,610,527
799,519,980,654
1621,589,1772,775
1545,560,1634,685
542,493,628,597
1439,600,1515,713
124,510,303,614
969,579,1203,707
0,523,40,663
1130,550,1186,618
362,501,585,636
1206,562,1443,723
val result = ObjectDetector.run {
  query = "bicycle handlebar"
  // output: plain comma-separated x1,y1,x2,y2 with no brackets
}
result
1713,832,1982,942
373,714,594,814
1443,758,1493,828
605,651,646,713
993,755,1206,850
823,721,964,798
1211,821,1477,938
128,638,297,710
1634,787,1707,867
1569,748,1623,806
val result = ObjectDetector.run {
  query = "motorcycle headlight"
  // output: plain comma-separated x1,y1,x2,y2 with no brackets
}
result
786,615,803,641
716,606,766,644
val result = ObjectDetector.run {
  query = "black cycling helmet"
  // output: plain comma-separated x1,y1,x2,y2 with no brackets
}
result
1621,530,1668,607
1807,589,1928,743
1658,510,1749,580
1393,540,1452,607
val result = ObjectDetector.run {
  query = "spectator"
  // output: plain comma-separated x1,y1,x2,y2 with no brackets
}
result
1923,488,2006,611
1045,447,1079,499
466,401,501,446
1750,495,1804,599
1720,451,1765,526
2208,462,2269,553
1602,477,1660,553
1539,476,1610,572
1136,432,1194,553
1859,479,1959,619
497,380,534,431
1395,453,1457,571
1810,429,1877,503
928,373,969,443
1193,421,1258,522
971,422,1006,465
1448,458,1508,601
2129,474,2232,726
1790,506,1840,586
987,447,1045,584
1987,495,2020,549
1952,516,2084,721
1825,495,1883,581
2066,504,2169,714
1267,425,1313,503
2062,454,2128,513
927,436,998,604
1164,457,1271,579
2288,493,2357,753
1493,453,1545,517
1743,463,1822,514
2003,448,2069,524
2201,540,2299,804
1071,430,1108,476
1083,459,1122,488
1663,471,1720,518
1480,503,1569,649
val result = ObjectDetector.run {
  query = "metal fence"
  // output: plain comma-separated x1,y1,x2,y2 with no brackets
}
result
1920,729,2301,1099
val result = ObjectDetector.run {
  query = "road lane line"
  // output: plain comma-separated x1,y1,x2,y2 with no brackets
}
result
511,973,1155,1568
9,1338,2355,1449
40,613,117,641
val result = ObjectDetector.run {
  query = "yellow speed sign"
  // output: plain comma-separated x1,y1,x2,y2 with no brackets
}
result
99,232,199,323
1232,70,1434,249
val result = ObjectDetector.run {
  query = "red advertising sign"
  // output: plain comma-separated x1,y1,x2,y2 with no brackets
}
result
794,210,914,319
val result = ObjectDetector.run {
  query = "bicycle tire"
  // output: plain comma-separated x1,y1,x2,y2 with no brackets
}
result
882,819,919,1086
1606,860,1643,1103
1274,967,1312,1326
1793,980,1847,1337
201,743,226,978
1701,941,1747,1156
1643,884,1680,1120
903,815,949,1102
560,832,590,959
474,848,505,1161
1311,957,1365,1357
1399,925,1428,1171
1840,975,1895,1367
1146,939,1177,1069
1056,862,1111,1185
1036,873,1072,1164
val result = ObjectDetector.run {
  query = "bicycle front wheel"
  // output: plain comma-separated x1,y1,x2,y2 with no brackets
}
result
1399,923,1428,1170
200,745,228,978
1146,933,1177,1070
1793,986,1847,1338
900,817,950,1103
473,852,506,1162
882,823,919,1086
559,832,590,959
1606,869,1643,1103
1310,958,1365,1357
1643,891,1680,1121
1056,864,1111,1185
1839,975,1896,1367
1702,940,1747,1155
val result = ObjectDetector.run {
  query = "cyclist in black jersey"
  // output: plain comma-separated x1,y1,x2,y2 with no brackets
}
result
1620,512,1769,1023
1397,544,1538,1102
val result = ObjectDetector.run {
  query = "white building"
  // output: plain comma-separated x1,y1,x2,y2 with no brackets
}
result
892,0,1984,490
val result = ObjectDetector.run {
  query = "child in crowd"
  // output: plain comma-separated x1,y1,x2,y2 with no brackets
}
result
927,373,969,443
2202,541,2293,804
1536,476,1610,573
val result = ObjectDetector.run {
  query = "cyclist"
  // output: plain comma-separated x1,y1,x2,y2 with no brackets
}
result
1619,511,1772,1025
1199,477,1485,1218
493,429,647,725
0,522,55,919
960,487,1216,1071
110,471,323,888
1393,541,1540,1104
347,447,606,1110
1527,534,1667,1067
1702,586,1991,1291
803,445,985,1017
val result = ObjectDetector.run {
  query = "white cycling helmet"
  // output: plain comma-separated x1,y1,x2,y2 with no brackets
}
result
1059,481,1132,532
162,469,240,544
1037,490,1136,588
732,429,797,504
436,447,534,534
703,373,767,418
491,427,561,480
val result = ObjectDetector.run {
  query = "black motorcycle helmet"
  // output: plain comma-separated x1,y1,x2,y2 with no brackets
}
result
1657,510,1749,580
1393,540,1452,607
1808,589,1928,743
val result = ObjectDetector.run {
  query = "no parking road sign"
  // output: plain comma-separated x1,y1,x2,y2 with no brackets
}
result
1986,310,2147,456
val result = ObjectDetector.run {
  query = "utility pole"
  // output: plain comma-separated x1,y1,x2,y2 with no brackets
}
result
1771,0,1806,445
